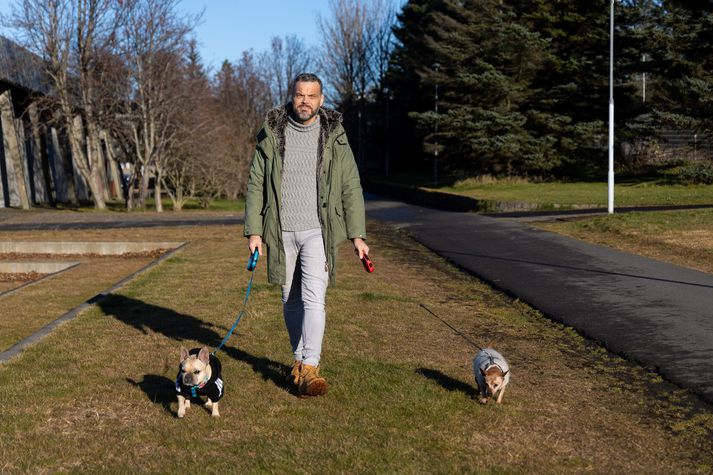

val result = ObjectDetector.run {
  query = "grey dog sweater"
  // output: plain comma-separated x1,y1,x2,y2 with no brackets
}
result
473,348,511,391
280,115,321,231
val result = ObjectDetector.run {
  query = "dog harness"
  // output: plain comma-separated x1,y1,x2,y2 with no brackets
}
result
175,349,224,402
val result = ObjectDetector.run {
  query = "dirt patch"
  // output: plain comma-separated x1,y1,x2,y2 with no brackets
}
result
0,249,169,261
0,271,46,282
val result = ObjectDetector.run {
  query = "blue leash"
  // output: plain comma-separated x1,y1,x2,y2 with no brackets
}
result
212,250,259,355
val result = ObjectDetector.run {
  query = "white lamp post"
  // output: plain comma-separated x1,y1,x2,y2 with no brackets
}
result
433,63,439,187
608,0,615,214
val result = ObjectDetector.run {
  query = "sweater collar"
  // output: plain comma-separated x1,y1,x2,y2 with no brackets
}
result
287,114,321,132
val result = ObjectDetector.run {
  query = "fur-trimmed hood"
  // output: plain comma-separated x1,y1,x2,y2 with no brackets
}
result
265,103,344,161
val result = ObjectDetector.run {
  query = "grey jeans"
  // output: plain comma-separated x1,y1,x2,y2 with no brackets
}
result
281,228,329,367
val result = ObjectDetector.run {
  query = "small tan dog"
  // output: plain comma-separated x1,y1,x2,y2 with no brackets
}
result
175,347,224,418
473,347,510,404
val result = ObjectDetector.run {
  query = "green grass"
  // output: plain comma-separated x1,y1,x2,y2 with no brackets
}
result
440,179,713,207
1,222,712,473
369,172,713,207
536,208,713,275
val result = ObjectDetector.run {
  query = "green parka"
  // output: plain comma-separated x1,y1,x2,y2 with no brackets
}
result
243,104,366,286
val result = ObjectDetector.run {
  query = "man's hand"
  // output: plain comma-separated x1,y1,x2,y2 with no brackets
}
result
352,237,369,260
248,235,263,256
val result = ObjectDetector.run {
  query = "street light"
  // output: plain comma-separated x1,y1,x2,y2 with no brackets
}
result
433,62,439,187
608,0,615,214
384,87,392,177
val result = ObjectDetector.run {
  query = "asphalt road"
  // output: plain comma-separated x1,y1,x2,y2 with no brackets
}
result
366,196,713,404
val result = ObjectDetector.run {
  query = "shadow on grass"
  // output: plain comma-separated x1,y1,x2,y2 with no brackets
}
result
416,367,477,398
126,375,176,415
100,294,293,394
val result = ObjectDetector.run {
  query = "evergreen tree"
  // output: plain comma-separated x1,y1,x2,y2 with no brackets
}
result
655,2,713,137
516,0,645,177
411,0,552,176
385,0,450,177
385,0,649,179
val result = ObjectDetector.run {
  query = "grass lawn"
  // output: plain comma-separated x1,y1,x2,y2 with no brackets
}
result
368,172,713,207
536,208,713,275
1,221,712,473
438,179,713,207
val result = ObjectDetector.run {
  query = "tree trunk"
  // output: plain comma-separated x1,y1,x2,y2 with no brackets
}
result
101,131,123,200
50,125,78,204
69,114,106,209
137,171,150,209
155,167,163,212
86,124,110,203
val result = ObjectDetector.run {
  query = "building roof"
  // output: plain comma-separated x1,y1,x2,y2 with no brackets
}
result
0,35,49,95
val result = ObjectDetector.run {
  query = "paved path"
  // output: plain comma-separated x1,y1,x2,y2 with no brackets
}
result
366,196,713,403
0,208,243,230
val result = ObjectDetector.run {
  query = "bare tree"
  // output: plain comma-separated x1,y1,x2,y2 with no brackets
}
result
317,0,397,170
6,0,128,209
259,35,313,106
368,0,396,97
163,40,217,210
214,54,270,197
117,0,197,211
317,0,395,103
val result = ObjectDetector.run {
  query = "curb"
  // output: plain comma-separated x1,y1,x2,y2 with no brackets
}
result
0,242,189,364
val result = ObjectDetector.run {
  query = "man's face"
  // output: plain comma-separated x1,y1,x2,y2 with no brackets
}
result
292,81,324,124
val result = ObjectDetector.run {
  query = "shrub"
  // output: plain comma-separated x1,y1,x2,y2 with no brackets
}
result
673,161,713,184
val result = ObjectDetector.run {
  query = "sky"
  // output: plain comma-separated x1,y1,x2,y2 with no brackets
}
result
0,0,405,72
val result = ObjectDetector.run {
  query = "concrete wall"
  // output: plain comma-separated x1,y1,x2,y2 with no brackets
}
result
0,36,104,208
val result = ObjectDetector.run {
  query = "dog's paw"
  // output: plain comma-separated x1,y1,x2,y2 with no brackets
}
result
479,397,488,405
177,407,185,418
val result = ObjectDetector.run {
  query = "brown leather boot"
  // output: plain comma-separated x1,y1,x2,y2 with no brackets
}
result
298,364,328,396
286,360,302,386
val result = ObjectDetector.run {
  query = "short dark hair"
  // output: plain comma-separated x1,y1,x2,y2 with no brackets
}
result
292,73,323,95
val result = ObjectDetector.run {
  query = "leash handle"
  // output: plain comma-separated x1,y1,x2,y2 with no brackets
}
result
361,254,374,273
247,249,259,271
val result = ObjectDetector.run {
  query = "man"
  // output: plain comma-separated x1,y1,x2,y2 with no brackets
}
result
244,73,369,397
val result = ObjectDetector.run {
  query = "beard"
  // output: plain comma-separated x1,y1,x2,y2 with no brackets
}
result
294,104,319,122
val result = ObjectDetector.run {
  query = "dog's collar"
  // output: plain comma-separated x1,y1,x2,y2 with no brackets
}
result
483,363,505,374
189,374,210,398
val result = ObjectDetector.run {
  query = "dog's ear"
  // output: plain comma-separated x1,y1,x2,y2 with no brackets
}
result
480,368,486,377
180,347,190,362
198,347,210,365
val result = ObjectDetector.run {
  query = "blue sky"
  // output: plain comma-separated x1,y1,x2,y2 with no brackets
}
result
178,0,339,71
0,0,405,72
